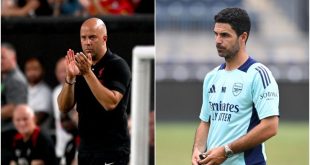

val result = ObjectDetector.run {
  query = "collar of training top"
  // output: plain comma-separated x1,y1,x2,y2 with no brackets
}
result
91,48,112,70
218,57,256,73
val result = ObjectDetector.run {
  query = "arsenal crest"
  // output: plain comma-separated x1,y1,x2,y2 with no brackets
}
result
232,83,243,96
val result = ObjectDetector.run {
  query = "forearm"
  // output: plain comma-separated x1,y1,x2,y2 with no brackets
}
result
92,0,108,14
229,116,279,153
83,71,120,111
193,121,210,153
1,104,16,120
5,0,39,16
57,82,75,113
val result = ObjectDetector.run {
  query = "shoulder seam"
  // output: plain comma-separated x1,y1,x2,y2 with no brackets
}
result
254,65,271,89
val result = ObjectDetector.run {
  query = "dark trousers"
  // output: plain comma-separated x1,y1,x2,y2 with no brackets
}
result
78,152,129,165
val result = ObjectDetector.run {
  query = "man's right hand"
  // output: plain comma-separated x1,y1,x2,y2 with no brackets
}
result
66,49,80,80
58,49,78,113
192,148,202,165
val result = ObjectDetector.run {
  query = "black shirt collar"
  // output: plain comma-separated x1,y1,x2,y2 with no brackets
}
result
92,48,112,69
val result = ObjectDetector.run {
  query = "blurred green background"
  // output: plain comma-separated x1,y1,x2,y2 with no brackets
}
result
156,122,309,165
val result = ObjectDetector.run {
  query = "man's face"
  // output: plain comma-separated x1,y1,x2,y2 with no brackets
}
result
25,60,43,85
1,47,15,73
214,23,240,60
13,110,34,135
80,25,106,58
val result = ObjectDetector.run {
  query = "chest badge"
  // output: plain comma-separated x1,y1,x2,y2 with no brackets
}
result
98,68,105,84
15,149,21,157
232,83,243,96
99,68,104,77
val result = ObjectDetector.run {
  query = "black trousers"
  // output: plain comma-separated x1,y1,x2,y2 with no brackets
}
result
78,152,129,165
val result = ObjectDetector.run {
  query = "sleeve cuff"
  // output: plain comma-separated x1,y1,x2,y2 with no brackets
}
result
107,81,128,94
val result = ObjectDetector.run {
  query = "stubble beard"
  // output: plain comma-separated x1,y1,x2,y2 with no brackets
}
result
217,42,240,61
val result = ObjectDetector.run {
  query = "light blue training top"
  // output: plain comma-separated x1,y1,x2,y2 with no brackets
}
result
199,57,279,165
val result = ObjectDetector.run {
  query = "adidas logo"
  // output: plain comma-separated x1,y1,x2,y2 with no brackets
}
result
208,85,216,93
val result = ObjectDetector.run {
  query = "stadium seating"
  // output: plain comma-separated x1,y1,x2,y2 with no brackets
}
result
156,0,308,81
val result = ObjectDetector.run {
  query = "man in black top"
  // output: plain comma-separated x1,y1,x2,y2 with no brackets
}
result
58,18,131,165
11,104,56,165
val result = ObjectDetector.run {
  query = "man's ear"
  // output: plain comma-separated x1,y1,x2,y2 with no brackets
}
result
103,35,107,42
241,32,248,43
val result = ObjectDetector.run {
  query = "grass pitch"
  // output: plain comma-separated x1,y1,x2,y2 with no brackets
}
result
156,121,308,165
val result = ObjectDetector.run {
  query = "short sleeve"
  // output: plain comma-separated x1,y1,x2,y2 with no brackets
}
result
199,75,211,122
105,59,131,95
252,65,279,119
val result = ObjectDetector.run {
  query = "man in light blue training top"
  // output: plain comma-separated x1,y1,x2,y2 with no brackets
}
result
191,8,279,165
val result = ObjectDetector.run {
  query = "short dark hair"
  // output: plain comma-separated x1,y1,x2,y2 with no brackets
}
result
25,57,44,68
214,8,251,42
1,42,16,54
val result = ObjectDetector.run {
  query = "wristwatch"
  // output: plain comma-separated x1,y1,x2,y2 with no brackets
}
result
224,145,234,158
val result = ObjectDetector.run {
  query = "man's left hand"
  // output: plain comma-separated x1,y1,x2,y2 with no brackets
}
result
75,52,92,75
198,146,227,165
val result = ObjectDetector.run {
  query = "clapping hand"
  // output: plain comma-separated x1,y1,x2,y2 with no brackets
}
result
74,52,92,75
65,49,80,80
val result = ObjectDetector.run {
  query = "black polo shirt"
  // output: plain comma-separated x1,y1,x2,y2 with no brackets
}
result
75,49,131,155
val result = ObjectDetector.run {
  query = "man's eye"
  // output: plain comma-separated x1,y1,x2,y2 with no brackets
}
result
222,33,229,37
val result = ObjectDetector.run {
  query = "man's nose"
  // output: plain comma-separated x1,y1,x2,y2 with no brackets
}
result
215,36,222,44
86,38,91,44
